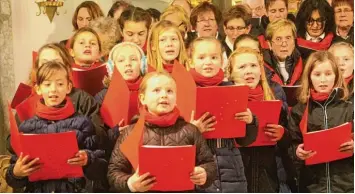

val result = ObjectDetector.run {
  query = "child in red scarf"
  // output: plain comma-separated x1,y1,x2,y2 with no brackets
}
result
147,20,189,73
188,37,258,193
107,72,216,192
229,47,293,192
289,51,353,192
6,61,106,192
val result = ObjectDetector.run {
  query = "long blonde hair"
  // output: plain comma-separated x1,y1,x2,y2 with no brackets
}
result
298,51,349,103
228,47,275,100
147,20,189,72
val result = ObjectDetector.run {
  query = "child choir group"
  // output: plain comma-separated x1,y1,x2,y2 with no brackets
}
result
2,0,354,193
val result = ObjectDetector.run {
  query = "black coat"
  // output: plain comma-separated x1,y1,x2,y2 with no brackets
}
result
332,26,354,45
288,88,354,192
238,81,292,193
5,114,107,193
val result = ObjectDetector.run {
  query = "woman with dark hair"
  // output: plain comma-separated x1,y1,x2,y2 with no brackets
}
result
295,0,335,60
107,0,132,20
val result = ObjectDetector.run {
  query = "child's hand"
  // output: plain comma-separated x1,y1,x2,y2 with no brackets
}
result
296,144,316,160
13,152,41,178
265,124,284,142
128,167,156,192
118,119,129,132
339,139,354,153
190,166,207,186
235,108,253,124
67,150,88,166
190,111,217,133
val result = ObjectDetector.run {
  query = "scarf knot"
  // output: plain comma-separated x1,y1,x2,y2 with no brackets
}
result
190,68,224,87
36,97,75,121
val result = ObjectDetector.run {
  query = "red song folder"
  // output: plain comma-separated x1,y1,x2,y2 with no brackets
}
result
171,62,196,121
8,105,83,181
195,85,249,139
72,64,108,96
304,122,353,165
139,145,196,191
15,94,41,122
282,85,301,107
245,100,282,147
11,83,33,109
100,68,139,128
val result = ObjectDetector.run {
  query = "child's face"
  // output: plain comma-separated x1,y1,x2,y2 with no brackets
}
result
38,48,64,68
36,69,72,107
114,45,142,81
158,29,181,64
76,8,92,29
231,53,261,89
267,0,288,22
192,41,223,77
139,75,177,116
71,32,101,65
332,46,354,79
311,61,336,93
123,21,148,48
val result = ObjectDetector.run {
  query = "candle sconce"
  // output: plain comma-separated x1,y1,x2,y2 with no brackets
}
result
35,0,64,23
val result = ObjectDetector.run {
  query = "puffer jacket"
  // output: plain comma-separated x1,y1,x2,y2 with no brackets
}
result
288,88,354,192
196,82,258,193
107,117,216,192
238,82,292,193
5,113,107,193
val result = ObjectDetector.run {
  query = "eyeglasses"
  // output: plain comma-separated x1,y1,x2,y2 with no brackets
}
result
197,18,216,23
334,8,353,14
271,37,294,46
307,18,326,26
226,26,246,32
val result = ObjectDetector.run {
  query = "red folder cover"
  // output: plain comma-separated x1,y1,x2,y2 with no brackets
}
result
100,68,139,128
171,62,196,121
282,85,301,107
304,122,353,165
139,145,196,191
11,83,33,109
21,131,83,181
8,105,83,181
72,64,108,96
15,94,41,122
246,100,282,147
195,85,249,139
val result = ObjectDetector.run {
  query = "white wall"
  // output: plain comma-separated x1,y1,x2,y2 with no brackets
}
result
11,0,111,87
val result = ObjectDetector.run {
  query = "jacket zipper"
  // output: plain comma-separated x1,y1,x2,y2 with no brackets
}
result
313,91,336,193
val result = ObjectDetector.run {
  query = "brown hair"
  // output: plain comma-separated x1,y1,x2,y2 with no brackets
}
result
119,7,152,31
69,27,102,52
265,19,297,41
36,61,72,86
72,1,104,31
30,43,74,86
189,36,223,59
233,34,262,53
107,0,132,18
190,1,222,28
298,51,349,103
332,0,354,10
138,71,176,96
328,41,354,55
228,47,275,100
147,20,189,72
223,4,252,27
265,0,288,11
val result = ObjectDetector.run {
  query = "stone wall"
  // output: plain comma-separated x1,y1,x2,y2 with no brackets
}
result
0,0,15,154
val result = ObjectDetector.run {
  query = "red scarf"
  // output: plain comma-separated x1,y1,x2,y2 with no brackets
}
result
143,106,180,127
248,85,264,101
190,68,224,87
163,60,179,73
72,62,102,70
297,33,334,51
345,74,354,85
126,76,142,91
310,89,330,102
36,97,75,120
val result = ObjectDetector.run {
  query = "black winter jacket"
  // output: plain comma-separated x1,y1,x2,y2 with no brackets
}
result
288,88,354,192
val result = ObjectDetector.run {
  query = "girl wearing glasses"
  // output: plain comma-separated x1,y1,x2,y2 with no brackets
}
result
331,0,354,45
295,0,335,61
263,19,303,86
